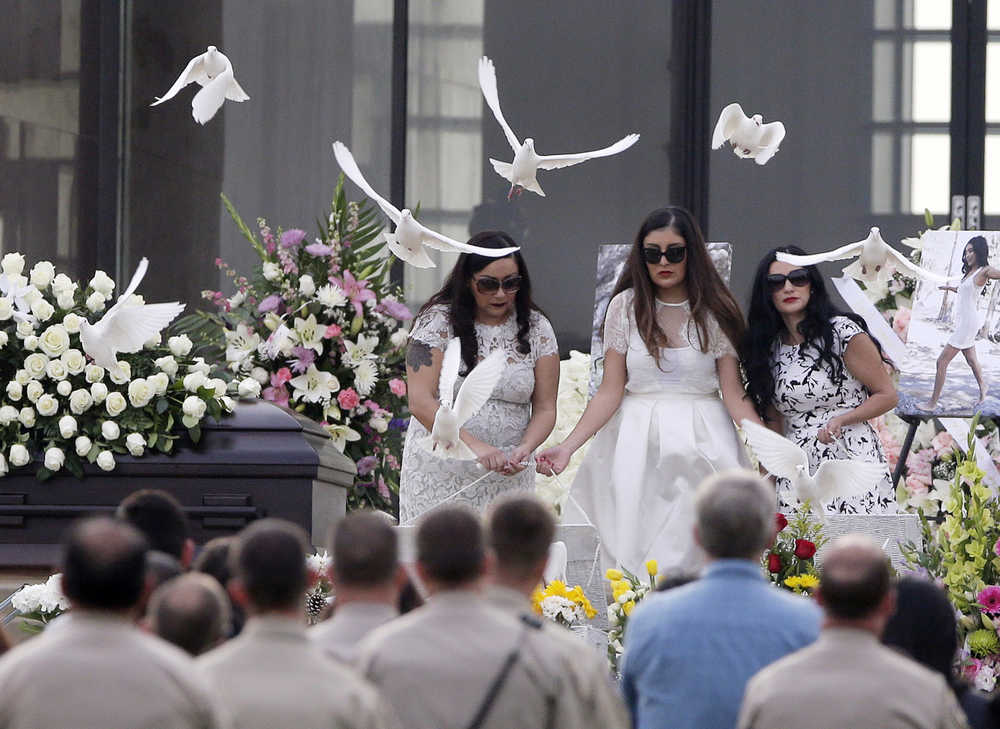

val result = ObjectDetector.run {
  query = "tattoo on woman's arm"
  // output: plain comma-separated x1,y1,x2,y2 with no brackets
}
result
407,340,433,371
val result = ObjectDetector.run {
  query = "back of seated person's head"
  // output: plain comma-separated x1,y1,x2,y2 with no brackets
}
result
116,489,191,564
882,576,957,681
230,519,308,614
486,495,555,582
192,536,244,635
330,511,398,588
818,534,891,621
417,506,485,588
61,517,149,612
655,569,699,592
138,551,184,617
694,470,774,560
148,573,231,656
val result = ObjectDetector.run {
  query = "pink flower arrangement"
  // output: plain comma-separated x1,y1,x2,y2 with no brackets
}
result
892,307,911,341
979,586,1000,614
337,387,360,411
931,431,957,458
389,378,407,397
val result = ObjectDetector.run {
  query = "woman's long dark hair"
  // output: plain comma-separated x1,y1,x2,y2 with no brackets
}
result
608,207,745,365
963,235,990,276
741,246,891,419
417,230,542,372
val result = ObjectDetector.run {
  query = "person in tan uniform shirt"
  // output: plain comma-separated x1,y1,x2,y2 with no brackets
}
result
311,511,404,664
737,534,970,729
0,517,225,729
198,519,397,729
484,494,630,729
358,505,589,729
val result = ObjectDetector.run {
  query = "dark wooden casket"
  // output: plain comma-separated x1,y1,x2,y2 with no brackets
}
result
0,400,354,568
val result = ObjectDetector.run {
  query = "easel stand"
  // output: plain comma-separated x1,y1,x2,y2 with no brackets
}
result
890,414,925,488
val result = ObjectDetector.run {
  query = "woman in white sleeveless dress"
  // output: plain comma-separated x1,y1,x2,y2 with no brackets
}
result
536,208,763,576
400,231,559,525
923,235,1000,409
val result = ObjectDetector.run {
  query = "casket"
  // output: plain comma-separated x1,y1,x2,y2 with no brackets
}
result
0,399,354,568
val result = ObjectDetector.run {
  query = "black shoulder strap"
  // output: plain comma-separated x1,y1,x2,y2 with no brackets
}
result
464,617,540,729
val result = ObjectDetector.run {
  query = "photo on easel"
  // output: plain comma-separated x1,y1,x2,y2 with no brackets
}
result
588,242,732,395
896,230,1000,417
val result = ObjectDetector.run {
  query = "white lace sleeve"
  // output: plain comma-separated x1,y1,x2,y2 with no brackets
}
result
706,313,738,359
602,290,632,355
529,311,559,360
407,305,452,350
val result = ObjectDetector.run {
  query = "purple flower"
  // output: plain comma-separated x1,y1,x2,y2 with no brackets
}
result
258,294,282,313
377,298,413,321
305,242,335,257
289,346,316,374
280,229,307,248
333,270,376,318
356,455,378,476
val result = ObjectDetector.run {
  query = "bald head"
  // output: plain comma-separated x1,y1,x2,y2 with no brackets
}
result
61,517,149,611
818,534,891,620
148,573,231,655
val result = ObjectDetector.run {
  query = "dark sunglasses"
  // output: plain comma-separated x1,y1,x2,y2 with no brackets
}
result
767,268,811,292
474,274,522,294
643,246,687,265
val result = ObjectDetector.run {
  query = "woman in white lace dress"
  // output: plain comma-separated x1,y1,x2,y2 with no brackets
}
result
536,208,763,576
399,231,559,525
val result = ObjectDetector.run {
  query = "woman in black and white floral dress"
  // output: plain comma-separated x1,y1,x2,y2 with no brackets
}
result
741,246,899,513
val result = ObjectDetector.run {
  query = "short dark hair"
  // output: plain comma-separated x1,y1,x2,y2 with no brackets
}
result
116,490,190,559
149,573,231,656
417,506,485,586
230,519,308,612
61,517,148,610
192,537,235,587
819,535,891,619
486,496,555,579
330,511,398,587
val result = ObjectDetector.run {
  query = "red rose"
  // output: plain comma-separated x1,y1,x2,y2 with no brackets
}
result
775,513,788,532
767,553,783,573
794,539,817,560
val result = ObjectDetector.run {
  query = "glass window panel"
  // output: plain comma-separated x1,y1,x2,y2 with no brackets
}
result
909,133,950,215
872,132,894,214
873,40,895,121
988,43,1000,123
986,135,1000,215
911,0,951,29
911,41,951,122
989,0,1000,30
875,0,895,29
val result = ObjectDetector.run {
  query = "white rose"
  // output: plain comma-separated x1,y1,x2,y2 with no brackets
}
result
227,290,245,308
85,364,105,383
390,329,409,349
188,358,211,376
58,415,77,438
36,394,58,417
23,353,48,380
18,407,35,427
56,380,72,397
369,415,389,433
56,292,76,310
43,447,64,472
14,370,29,386
45,359,67,381
61,349,86,375
38,325,69,357
96,450,115,471
221,395,235,412
85,292,106,313
0,453,7,477
109,361,131,384
0,406,18,425
23,336,37,351
262,261,282,281
75,436,92,457
29,261,55,289
9,444,30,468
250,366,269,384
30,299,54,322
22,287,42,307
69,389,93,414
5,381,21,401
154,355,178,377
299,274,316,296
182,395,207,420
0,298,13,321
62,313,82,334
101,420,120,440
238,378,261,398
125,433,145,457
51,273,75,295
89,270,115,296
0,253,24,276
25,381,43,403
208,378,227,397
149,372,169,395
104,392,127,417
183,371,207,392
90,382,108,404
127,378,154,407
168,335,192,357
0,331,8,348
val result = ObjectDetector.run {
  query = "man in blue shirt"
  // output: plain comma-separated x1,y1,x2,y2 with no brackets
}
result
622,470,821,729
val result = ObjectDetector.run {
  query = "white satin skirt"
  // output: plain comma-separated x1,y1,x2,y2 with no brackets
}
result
571,391,749,577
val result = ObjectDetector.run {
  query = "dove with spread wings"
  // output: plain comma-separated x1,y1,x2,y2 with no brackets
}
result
151,46,250,124
78,258,185,373
776,227,952,284
712,102,786,165
333,141,519,268
478,56,640,199
430,339,506,457
741,419,886,516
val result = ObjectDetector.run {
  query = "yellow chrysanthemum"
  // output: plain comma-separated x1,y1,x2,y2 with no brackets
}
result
606,568,623,581
546,580,568,597
623,600,635,616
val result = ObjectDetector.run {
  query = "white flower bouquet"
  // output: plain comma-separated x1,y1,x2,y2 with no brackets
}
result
10,573,69,633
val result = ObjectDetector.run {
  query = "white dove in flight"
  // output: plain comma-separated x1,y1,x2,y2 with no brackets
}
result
741,420,886,517
431,339,505,454
478,56,640,199
151,46,249,124
333,141,519,268
0,274,35,325
711,102,785,165
776,227,952,284
79,258,186,372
